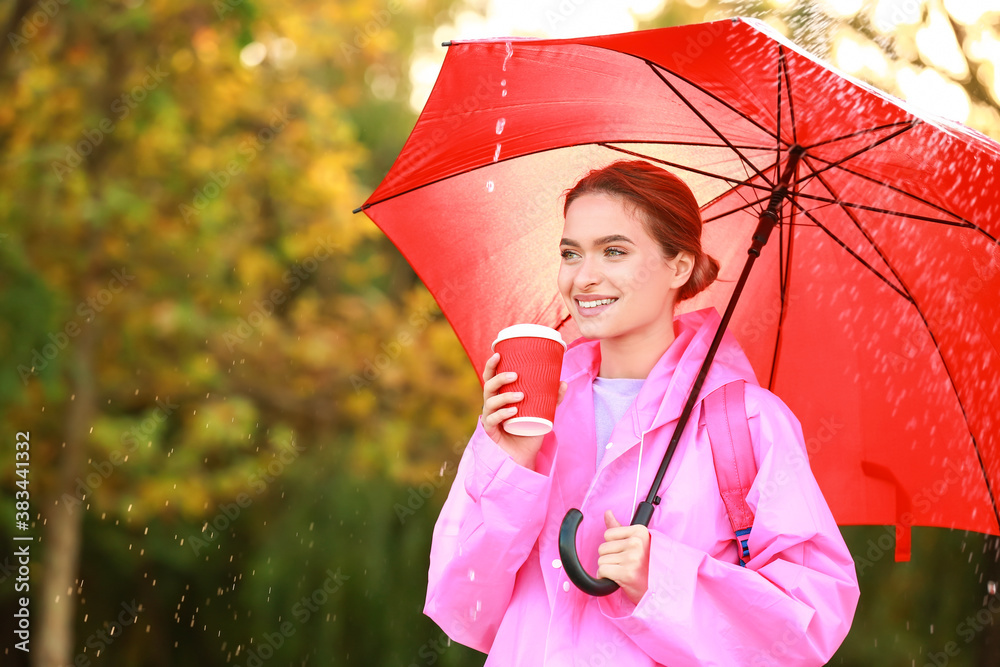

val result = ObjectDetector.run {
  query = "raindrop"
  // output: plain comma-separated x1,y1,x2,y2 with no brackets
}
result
503,42,513,71
486,181,495,193
493,143,501,162
495,118,506,135
468,569,475,581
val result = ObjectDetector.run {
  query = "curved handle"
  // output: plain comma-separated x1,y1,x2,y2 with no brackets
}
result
558,508,620,597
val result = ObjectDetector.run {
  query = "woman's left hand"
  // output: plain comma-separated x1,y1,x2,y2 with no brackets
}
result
597,510,650,605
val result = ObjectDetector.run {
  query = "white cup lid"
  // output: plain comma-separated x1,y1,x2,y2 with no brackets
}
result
492,323,566,351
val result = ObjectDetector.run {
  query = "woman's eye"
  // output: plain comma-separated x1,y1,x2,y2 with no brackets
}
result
560,249,579,260
605,247,626,257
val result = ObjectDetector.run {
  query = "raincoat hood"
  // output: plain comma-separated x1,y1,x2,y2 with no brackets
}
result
563,307,757,407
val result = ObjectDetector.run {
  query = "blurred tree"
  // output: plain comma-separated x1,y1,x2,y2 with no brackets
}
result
0,0,476,665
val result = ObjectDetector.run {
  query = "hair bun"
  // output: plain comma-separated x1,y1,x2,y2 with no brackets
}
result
679,252,719,302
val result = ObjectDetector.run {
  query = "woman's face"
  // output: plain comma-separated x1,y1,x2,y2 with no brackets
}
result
559,193,690,345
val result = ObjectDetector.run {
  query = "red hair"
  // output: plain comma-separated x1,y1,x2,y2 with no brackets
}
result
564,160,718,302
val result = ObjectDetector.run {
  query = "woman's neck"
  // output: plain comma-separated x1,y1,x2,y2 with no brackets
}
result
597,319,677,379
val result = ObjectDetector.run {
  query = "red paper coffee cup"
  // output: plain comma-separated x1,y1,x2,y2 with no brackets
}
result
492,324,567,436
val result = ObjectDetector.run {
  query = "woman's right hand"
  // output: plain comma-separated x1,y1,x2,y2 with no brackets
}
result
481,352,565,471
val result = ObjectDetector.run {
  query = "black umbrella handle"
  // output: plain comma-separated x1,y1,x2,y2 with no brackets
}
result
558,502,656,597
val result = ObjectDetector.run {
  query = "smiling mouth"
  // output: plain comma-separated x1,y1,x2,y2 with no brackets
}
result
577,298,618,309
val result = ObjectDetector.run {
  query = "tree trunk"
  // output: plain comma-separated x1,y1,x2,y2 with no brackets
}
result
34,323,98,667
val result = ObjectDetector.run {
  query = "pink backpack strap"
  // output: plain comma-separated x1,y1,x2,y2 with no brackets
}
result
704,380,757,566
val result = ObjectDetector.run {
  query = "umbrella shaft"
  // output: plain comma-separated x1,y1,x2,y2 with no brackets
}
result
635,145,804,519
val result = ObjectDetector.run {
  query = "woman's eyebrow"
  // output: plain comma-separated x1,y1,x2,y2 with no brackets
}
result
559,234,634,247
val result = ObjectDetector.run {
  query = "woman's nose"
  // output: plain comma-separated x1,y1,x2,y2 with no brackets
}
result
574,255,601,288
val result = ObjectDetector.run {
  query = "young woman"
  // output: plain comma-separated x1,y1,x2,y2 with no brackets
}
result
424,160,859,666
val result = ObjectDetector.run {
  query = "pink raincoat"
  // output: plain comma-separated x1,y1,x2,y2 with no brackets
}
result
425,308,859,665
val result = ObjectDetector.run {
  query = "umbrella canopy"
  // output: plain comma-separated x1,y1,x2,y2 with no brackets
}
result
357,17,1000,555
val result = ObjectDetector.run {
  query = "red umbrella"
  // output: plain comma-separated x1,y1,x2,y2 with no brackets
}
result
356,17,1000,562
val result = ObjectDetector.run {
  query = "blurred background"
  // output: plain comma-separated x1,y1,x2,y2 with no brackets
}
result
2,0,1000,665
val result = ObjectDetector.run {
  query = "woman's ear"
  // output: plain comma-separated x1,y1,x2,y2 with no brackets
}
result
668,251,695,289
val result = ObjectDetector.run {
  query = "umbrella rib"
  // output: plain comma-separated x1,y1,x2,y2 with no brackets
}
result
611,139,777,151
643,60,779,142
646,62,774,187
798,122,918,184
803,120,921,151
801,156,984,232
785,198,913,302
601,144,773,193
357,138,777,213
776,47,783,175
701,193,773,223
780,45,798,145
802,161,1000,535
792,192,976,227
802,153,919,301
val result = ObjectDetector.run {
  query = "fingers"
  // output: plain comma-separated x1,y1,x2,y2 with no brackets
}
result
482,379,522,422
482,351,501,384
482,353,519,396
482,352,523,429
556,381,568,406
482,404,518,431
597,515,651,605
598,533,645,555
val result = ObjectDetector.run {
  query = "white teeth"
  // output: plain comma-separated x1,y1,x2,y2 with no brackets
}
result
578,298,617,309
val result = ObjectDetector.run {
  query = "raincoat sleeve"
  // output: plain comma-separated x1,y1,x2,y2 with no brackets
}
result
423,418,553,653
598,386,859,666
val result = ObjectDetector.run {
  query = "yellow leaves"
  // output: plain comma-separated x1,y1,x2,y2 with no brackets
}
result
343,388,378,422
178,396,260,453
236,248,283,287
149,300,184,336
171,48,196,73
0,104,13,130
282,223,343,262
192,27,221,65
187,145,216,174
